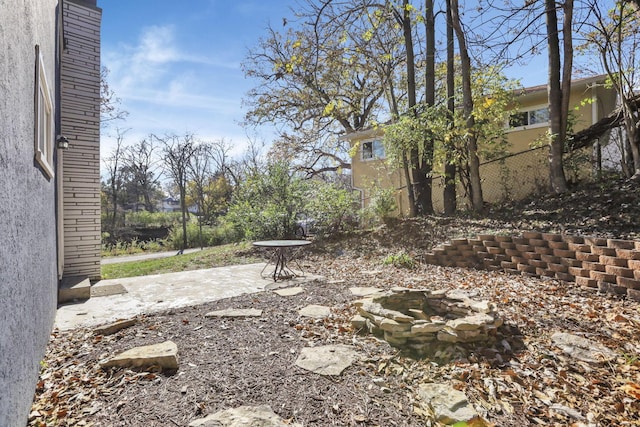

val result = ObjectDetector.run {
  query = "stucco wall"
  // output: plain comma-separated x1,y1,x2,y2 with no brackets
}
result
0,0,59,425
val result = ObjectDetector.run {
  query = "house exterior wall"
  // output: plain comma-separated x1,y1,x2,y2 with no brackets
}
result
349,78,617,215
350,134,410,216
0,1,60,424
60,0,102,280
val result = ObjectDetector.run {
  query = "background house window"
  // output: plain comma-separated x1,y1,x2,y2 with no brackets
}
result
362,139,385,160
509,112,527,128
35,45,55,178
508,107,549,129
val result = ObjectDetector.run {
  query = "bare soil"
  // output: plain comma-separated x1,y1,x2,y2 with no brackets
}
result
30,177,640,426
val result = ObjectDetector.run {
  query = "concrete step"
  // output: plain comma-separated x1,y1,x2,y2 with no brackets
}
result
58,276,91,303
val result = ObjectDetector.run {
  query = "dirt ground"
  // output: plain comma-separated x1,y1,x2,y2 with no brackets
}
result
30,178,640,426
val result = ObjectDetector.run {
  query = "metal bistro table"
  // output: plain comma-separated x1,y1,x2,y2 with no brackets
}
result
252,240,312,281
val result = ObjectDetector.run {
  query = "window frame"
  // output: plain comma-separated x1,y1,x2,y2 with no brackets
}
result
507,104,550,132
361,139,385,161
34,45,55,179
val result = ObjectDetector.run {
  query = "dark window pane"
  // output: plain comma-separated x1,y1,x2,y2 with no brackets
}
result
362,141,373,160
509,112,528,128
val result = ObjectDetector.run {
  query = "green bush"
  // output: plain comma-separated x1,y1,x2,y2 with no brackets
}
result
360,187,398,227
166,220,242,249
101,237,166,257
303,181,359,238
383,251,416,269
226,162,306,240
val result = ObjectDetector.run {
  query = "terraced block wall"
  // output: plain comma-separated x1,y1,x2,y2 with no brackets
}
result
425,232,640,301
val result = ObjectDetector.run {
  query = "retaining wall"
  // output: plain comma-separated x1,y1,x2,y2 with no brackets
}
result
425,232,640,301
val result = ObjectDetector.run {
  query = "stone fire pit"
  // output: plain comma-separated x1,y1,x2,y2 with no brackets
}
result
351,287,502,356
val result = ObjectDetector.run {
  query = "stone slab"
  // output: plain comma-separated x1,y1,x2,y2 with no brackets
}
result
101,340,178,371
295,345,358,376
93,318,137,336
189,405,301,427
298,304,331,318
350,287,385,297
58,276,91,303
91,282,128,298
205,308,263,318
273,287,305,296
551,332,617,365
416,382,478,424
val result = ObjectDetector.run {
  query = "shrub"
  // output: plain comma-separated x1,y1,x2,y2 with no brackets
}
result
383,251,416,269
303,181,359,238
360,187,398,227
166,220,242,249
226,162,306,240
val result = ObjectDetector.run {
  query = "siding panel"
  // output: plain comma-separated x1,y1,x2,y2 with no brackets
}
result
60,0,102,280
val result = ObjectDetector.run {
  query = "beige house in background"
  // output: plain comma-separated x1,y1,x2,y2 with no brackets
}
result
346,75,618,215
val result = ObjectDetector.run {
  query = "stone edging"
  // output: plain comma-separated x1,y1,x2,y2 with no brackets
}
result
424,233,640,301
352,287,502,356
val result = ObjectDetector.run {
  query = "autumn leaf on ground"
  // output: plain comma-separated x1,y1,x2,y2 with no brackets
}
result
622,382,640,400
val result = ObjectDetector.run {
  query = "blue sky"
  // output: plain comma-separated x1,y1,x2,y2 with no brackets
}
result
100,0,551,160
100,0,295,157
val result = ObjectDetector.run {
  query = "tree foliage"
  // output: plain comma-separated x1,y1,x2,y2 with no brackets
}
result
226,162,306,240
579,0,640,178
243,0,406,177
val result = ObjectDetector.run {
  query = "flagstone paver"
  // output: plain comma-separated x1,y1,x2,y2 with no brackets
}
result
298,304,331,318
204,308,263,318
273,287,305,296
295,345,358,376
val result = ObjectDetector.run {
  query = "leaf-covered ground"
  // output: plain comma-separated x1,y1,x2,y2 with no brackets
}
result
30,177,640,426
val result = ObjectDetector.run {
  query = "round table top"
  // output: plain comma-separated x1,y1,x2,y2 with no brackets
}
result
252,239,312,248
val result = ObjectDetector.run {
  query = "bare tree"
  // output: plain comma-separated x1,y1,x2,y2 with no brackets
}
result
580,0,640,179
100,67,128,128
122,137,162,212
102,128,128,227
207,138,239,186
160,134,198,251
187,142,230,248
243,0,393,176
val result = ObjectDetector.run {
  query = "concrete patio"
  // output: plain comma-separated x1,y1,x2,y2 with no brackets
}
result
56,263,323,330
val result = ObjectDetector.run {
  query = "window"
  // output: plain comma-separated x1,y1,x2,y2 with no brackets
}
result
508,106,549,129
362,139,385,160
34,45,55,178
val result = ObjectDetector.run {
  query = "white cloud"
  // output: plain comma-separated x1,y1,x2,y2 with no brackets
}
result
100,19,279,171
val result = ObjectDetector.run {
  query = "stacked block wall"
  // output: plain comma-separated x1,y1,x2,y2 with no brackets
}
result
425,233,640,301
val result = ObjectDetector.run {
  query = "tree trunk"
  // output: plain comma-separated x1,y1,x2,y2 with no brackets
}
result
450,0,483,211
545,0,569,193
402,153,416,216
401,0,421,217
385,57,416,216
416,0,435,215
180,183,188,250
443,0,457,214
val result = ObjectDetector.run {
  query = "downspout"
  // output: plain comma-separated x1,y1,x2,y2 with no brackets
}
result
55,1,65,285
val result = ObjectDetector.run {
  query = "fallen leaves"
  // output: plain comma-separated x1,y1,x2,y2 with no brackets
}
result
622,382,640,400
29,189,640,426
